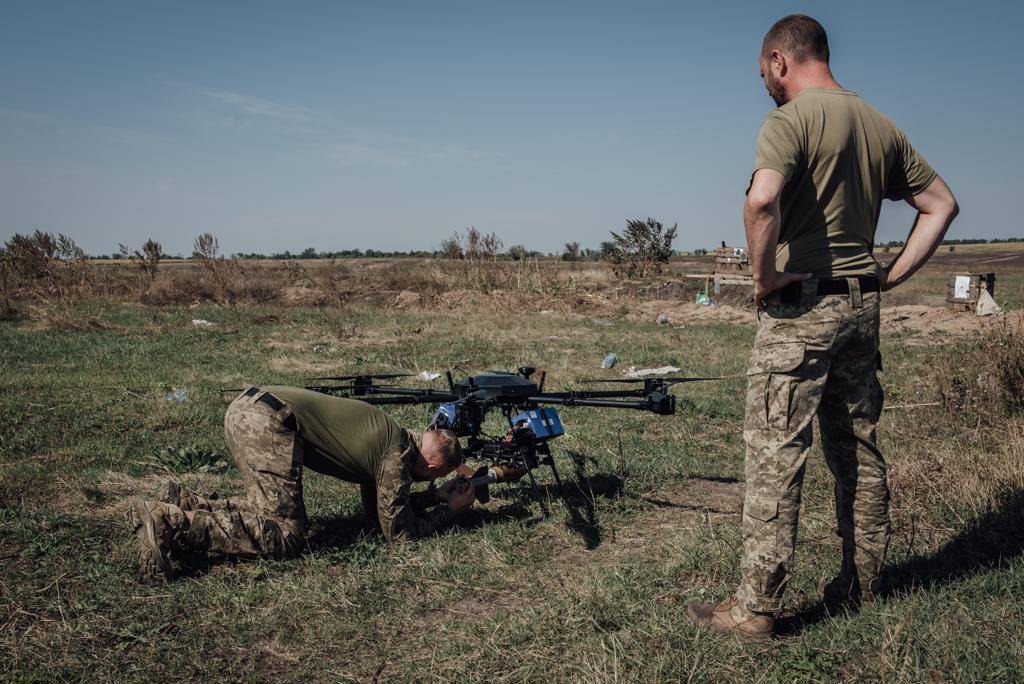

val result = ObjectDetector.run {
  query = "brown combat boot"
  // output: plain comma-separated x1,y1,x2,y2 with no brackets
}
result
687,597,774,640
128,497,187,583
817,576,877,611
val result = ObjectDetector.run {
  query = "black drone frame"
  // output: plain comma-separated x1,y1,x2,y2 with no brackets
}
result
305,367,718,517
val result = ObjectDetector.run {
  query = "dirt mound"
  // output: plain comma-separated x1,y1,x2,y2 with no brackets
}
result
630,300,756,326
280,286,329,306
881,305,1024,343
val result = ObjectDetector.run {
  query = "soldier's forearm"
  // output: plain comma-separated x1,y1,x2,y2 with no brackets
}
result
408,489,444,511
884,175,959,290
884,210,955,289
744,171,786,284
745,200,782,285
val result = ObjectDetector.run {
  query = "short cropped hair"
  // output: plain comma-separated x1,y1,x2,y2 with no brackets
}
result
762,14,830,64
426,429,463,468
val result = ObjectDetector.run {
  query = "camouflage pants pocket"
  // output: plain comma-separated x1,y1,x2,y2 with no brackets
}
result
737,493,788,613
745,342,807,433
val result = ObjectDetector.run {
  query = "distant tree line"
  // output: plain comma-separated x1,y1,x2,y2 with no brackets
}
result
40,227,1024,265
877,237,1024,249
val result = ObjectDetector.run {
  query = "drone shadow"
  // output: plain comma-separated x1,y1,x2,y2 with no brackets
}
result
562,450,624,550
775,486,1024,637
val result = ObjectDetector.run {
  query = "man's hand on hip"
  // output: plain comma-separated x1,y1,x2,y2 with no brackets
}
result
754,270,812,304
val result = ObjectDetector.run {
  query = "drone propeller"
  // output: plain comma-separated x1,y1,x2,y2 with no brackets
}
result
306,373,412,382
577,376,726,385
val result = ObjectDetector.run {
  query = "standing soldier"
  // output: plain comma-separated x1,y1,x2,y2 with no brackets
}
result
688,15,959,639
129,385,475,582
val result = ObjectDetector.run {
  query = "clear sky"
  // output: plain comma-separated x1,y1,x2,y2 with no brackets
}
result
2,1,1020,256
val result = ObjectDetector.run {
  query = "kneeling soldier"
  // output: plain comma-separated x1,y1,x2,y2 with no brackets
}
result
129,385,474,582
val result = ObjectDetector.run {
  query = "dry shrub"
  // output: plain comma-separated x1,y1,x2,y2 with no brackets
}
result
933,321,1024,424
119,239,162,279
1,230,90,320
141,272,217,305
192,233,239,305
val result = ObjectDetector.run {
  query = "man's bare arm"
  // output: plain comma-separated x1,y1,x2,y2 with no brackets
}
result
744,168,811,302
882,175,959,290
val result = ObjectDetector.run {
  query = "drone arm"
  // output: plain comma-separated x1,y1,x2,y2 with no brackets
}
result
528,394,676,415
535,389,649,399
304,386,460,405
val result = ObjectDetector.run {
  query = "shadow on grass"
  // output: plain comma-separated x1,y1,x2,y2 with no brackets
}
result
564,450,624,551
304,512,377,552
477,450,626,550
777,487,1024,637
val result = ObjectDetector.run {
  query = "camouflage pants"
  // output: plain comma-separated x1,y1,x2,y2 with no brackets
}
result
735,280,889,614
184,389,308,560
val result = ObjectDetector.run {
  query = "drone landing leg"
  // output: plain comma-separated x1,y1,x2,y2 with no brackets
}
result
543,452,565,498
521,459,551,519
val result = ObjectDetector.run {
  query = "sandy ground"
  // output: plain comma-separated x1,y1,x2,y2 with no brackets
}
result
633,298,1023,344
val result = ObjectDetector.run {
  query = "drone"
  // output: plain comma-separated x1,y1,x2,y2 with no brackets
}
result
305,367,719,517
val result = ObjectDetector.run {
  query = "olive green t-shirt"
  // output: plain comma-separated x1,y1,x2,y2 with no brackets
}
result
262,386,404,483
752,88,937,277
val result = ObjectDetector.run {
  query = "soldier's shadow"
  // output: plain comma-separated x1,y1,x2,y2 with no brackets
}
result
304,503,544,551
776,486,1024,637
303,512,379,552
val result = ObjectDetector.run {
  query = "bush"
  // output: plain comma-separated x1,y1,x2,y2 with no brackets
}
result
438,227,503,261
934,322,1024,424
603,218,678,279
1,230,89,317
119,239,162,279
192,233,239,305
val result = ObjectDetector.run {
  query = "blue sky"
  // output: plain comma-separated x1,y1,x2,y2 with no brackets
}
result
1,1,1020,255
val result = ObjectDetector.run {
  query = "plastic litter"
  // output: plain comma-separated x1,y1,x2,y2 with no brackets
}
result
192,319,215,328
163,389,188,403
656,313,670,325
976,290,1003,317
601,353,618,369
625,365,682,379
695,291,712,306
417,371,442,381
311,343,329,353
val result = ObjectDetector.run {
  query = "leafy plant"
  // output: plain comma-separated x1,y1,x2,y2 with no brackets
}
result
603,217,678,279
158,446,229,474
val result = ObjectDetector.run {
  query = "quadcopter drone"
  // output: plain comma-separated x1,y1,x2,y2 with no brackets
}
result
305,367,718,517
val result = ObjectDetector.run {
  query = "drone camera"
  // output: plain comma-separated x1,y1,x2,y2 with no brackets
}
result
431,402,459,431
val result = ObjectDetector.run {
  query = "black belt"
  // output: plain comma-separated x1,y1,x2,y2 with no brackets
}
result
244,386,285,412
777,276,879,304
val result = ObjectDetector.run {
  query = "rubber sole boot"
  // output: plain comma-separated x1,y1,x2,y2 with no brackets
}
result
130,497,173,583
687,597,774,641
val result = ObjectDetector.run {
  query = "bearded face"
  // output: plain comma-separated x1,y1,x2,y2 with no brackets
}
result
760,57,789,106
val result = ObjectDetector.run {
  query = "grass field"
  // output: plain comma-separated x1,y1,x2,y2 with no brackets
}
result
2,254,1024,681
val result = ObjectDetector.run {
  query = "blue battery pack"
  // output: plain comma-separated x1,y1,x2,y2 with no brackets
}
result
511,407,565,440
